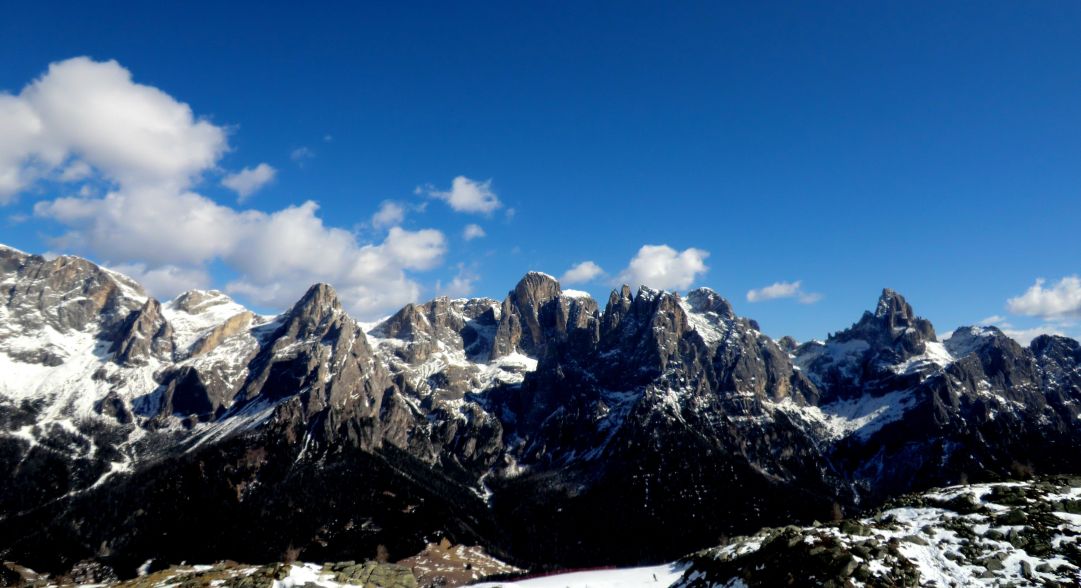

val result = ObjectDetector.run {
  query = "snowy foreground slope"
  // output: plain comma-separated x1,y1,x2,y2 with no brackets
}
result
5,243,1081,578
483,478,1081,587
6,478,1077,587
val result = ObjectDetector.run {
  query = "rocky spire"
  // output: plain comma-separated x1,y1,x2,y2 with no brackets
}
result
278,283,343,340
491,271,597,359
875,288,916,328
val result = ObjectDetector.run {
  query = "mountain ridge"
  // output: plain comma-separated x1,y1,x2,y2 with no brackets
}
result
2,243,1081,577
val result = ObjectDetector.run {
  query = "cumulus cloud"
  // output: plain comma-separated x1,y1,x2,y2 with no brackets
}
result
973,315,1068,346
436,263,479,298
221,163,276,201
110,262,212,300
615,245,709,291
1002,325,1067,346
1007,277,1081,319
968,315,1068,345
561,261,604,284
0,56,226,203
371,201,405,229
427,176,501,214
746,280,822,304
462,223,486,240
3,57,448,318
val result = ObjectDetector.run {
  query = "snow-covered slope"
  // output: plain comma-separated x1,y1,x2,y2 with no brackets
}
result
674,478,1081,587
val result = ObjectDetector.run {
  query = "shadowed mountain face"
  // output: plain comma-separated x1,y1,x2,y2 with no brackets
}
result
3,243,1081,576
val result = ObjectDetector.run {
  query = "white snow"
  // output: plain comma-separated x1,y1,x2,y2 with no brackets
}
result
678,300,731,346
944,326,997,359
892,340,954,375
561,289,593,299
163,290,252,353
775,388,918,441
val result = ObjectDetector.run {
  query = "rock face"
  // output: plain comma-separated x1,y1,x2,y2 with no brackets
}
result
3,243,1081,578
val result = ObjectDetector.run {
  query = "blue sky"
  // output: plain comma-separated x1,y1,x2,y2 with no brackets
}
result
2,2,1081,343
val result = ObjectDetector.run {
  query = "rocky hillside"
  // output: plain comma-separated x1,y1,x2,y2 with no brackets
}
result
3,243,1081,578
675,477,1081,587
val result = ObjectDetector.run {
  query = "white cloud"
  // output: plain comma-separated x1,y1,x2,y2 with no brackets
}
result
0,56,226,203
220,203,447,316
436,263,479,298
3,57,448,319
1007,276,1081,319
290,146,314,164
427,176,501,214
746,280,822,304
462,223,486,240
110,262,211,300
561,260,604,284
971,315,1071,346
1001,325,1066,346
371,200,405,229
222,163,276,201
615,245,709,291
58,160,92,182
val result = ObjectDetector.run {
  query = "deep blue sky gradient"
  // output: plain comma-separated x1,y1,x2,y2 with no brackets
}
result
2,2,1080,341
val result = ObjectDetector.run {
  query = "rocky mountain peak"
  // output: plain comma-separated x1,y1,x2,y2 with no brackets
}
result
686,287,735,319
374,302,431,341
512,271,562,307
943,325,1005,359
490,271,597,359
170,289,232,314
1030,332,1081,361
277,283,345,341
293,282,342,316
794,289,941,401
1,246,146,337
849,288,936,344
875,287,907,317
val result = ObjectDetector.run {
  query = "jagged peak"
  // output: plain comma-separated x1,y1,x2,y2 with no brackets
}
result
290,283,342,317
855,287,936,342
635,285,677,302
874,288,913,321
609,284,633,303
686,287,735,318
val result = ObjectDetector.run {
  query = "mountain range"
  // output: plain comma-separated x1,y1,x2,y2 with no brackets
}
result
3,242,1081,578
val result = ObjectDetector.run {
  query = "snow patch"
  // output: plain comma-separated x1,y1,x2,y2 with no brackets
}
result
776,388,918,441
